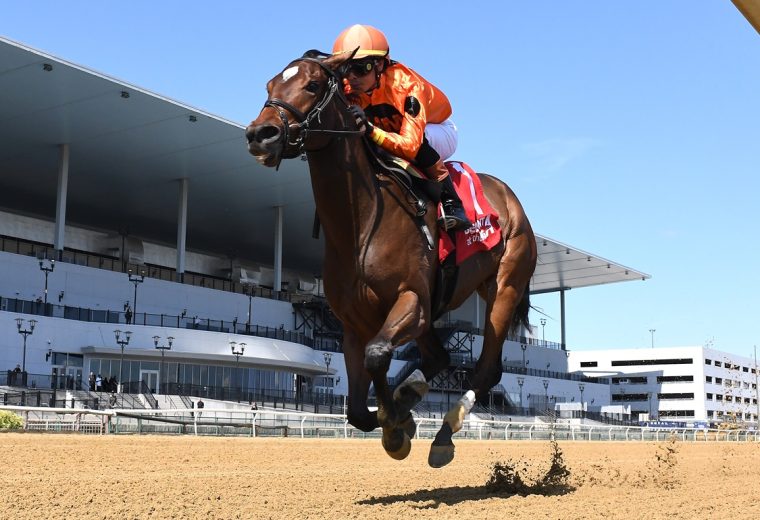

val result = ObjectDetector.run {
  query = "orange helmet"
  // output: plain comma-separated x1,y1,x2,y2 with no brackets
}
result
332,24,389,59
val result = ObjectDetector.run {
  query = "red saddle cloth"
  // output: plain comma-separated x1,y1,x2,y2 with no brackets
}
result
438,161,501,265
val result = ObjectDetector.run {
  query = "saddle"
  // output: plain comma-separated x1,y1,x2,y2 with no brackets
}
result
371,152,503,319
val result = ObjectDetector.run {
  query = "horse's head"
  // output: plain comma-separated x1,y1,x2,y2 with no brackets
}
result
245,51,357,168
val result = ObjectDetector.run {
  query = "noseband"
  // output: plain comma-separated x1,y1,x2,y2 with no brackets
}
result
263,58,362,169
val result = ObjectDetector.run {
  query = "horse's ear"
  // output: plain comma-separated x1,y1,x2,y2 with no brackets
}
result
324,47,358,72
302,49,330,60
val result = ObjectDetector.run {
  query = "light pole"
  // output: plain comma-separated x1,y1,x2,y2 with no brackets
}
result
517,376,525,410
153,335,173,395
323,352,333,404
542,379,549,410
128,269,145,317
15,317,37,375
114,329,131,393
578,383,585,412
540,318,547,343
39,259,55,305
649,328,656,348
521,344,527,369
230,341,246,402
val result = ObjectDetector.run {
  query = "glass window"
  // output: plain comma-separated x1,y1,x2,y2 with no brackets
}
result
141,361,159,371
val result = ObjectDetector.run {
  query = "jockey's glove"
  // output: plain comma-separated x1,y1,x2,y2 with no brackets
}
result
348,105,373,136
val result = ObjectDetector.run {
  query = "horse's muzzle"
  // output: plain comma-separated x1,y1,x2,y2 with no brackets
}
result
245,122,283,166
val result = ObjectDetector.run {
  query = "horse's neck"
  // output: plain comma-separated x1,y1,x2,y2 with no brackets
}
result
307,140,378,252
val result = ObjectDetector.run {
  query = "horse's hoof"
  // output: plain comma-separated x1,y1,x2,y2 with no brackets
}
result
393,369,430,404
428,443,455,468
382,429,412,461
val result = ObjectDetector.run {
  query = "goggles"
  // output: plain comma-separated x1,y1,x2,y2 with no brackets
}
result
346,59,377,77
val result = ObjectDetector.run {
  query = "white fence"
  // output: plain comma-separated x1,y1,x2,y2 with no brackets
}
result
2,405,759,442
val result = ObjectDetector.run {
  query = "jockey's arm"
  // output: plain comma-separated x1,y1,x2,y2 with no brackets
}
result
368,88,428,163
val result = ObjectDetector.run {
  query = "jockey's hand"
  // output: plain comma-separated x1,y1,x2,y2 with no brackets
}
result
348,105,372,136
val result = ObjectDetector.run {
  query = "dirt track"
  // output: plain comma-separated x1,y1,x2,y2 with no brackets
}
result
2,433,759,519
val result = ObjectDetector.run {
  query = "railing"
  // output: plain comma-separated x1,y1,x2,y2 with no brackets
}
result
500,364,610,385
3,404,759,442
2,371,85,391
0,234,303,302
122,380,158,409
166,382,347,413
0,296,316,348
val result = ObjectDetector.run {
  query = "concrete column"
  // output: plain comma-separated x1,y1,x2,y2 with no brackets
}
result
53,144,70,256
273,206,283,292
560,288,567,349
176,178,189,282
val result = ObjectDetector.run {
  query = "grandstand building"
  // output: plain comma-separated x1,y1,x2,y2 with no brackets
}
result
570,346,760,425
1,36,649,418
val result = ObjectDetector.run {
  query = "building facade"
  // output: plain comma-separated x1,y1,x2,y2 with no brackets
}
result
570,346,760,424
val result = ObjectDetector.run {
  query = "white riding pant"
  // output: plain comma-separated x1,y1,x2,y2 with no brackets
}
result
424,118,458,162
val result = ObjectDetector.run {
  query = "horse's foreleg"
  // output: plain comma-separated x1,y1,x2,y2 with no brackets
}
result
389,330,448,435
365,290,429,460
343,330,378,432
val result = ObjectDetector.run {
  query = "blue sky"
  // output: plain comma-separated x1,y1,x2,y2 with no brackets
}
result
3,1,759,356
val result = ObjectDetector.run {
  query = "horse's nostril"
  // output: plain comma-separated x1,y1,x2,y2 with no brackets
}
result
255,125,280,144
245,125,256,144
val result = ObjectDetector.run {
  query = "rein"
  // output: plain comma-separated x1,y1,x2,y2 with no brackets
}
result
262,56,432,249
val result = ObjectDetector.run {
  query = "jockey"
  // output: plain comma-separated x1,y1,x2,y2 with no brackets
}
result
332,24,472,231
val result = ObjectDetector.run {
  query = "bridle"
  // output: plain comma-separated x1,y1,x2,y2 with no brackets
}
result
262,57,363,170
261,57,431,246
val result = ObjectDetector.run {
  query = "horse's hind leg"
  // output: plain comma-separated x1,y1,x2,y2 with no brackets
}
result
429,235,535,468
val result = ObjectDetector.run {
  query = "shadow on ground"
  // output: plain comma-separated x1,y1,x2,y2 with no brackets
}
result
357,482,575,509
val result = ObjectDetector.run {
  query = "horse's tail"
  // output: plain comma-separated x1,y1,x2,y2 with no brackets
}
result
510,282,531,334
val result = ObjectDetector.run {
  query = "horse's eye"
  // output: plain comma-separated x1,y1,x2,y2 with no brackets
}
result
305,81,320,93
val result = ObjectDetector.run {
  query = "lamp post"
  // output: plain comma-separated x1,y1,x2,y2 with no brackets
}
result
114,329,131,394
323,352,332,387
517,376,525,410
128,269,145,317
39,259,55,305
521,344,527,369
578,383,585,413
540,318,547,343
230,341,246,402
15,317,37,376
649,328,656,348
153,335,173,395
542,379,549,410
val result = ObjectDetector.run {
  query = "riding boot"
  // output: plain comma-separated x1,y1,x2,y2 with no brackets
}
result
423,160,472,231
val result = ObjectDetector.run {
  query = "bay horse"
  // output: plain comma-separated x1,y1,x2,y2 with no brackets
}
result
245,51,536,467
